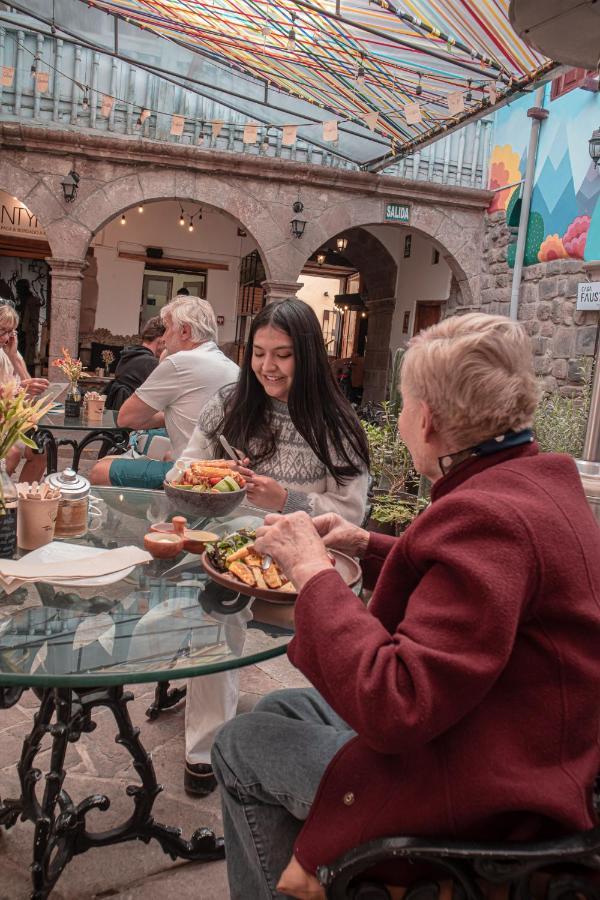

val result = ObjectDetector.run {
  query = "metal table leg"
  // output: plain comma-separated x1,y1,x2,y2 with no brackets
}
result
0,684,224,900
146,680,187,720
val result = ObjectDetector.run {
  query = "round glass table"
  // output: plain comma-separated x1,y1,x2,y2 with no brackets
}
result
0,487,295,899
35,408,131,473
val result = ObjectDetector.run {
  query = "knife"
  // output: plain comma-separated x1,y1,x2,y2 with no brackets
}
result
219,434,245,463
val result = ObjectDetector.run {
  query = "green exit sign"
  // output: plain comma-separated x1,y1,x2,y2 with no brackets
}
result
385,202,410,223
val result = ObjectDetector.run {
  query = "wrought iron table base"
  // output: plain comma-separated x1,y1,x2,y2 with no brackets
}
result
0,684,224,900
146,680,187,720
35,427,131,474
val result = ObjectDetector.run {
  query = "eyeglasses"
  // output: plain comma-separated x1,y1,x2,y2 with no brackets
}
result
0,329,15,339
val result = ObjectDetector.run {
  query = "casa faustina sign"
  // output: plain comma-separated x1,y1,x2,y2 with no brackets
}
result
384,202,410,223
576,281,600,311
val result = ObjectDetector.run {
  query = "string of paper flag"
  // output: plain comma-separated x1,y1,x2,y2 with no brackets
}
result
69,0,555,161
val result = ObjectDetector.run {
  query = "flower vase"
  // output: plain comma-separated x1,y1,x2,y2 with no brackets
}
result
104,366,111,377
64,382,82,418
0,458,18,559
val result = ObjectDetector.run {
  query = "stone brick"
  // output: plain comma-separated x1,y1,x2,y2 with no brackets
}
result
540,321,555,337
523,265,543,282
495,274,511,288
520,282,538,303
551,298,563,324
568,358,586,383
559,385,584,398
533,354,553,375
551,359,568,380
541,375,558,393
531,336,547,355
552,326,576,357
539,278,559,301
546,260,563,275
536,301,552,321
575,326,598,355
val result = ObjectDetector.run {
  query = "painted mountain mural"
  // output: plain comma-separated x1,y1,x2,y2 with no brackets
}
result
531,152,579,238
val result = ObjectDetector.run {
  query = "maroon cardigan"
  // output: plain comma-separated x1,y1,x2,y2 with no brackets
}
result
288,444,600,877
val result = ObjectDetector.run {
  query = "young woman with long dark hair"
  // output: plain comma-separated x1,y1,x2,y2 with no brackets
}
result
178,298,370,797
179,297,369,521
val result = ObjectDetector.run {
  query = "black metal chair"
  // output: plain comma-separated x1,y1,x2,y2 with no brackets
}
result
318,827,600,899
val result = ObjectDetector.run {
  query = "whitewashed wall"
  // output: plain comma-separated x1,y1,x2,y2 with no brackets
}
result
91,200,258,341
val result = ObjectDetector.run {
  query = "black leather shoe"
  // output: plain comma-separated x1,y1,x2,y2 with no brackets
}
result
184,762,218,797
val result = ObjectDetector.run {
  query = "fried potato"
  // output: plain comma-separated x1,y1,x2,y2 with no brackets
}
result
225,546,250,563
227,560,255,586
245,552,262,567
263,562,283,590
250,567,268,590
278,581,296,593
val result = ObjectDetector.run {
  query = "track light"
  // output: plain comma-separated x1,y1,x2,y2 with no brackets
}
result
466,81,472,102
356,65,365,89
188,218,194,232
415,76,423,97
179,212,185,226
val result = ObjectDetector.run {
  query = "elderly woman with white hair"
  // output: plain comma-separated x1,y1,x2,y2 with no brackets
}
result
211,312,600,900
90,295,238,489
0,301,49,481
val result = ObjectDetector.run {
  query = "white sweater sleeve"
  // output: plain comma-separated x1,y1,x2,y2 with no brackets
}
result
283,466,369,526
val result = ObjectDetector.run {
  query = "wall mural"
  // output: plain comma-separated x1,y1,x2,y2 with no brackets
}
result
488,83,600,265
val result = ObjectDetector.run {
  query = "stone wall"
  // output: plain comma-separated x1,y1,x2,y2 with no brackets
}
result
473,211,599,395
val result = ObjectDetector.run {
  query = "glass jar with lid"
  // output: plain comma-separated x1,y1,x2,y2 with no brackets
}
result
44,468,90,538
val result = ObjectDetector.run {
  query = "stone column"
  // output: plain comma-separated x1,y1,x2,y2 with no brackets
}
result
582,261,600,462
363,298,396,404
45,257,86,380
261,281,303,303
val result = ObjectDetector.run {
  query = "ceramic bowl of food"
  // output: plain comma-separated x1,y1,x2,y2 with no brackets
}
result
163,459,247,518
143,532,184,559
182,529,219,554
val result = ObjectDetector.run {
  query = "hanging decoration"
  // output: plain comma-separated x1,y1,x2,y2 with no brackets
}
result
404,102,422,126
282,124,298,145
34,71,50,92
170,114,185,136
323,120,338,142
100,94,114,117
0,66,14,88
41,0,556,162
211,120,224,138
243,122,258,143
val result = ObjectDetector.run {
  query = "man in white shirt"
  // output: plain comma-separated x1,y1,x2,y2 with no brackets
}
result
89,295,239,489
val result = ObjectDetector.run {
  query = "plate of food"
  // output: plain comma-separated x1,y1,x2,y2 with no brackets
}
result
164,459,247,517
201,529,361,604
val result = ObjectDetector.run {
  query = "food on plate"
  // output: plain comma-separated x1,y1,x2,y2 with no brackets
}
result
171,460,246,494
205,529,295,593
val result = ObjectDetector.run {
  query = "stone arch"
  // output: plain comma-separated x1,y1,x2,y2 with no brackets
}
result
276,189,482,310
0,159,60,257
53,170,275,280
332,227,397,301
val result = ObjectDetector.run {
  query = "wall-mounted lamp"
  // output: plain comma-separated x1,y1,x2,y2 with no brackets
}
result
316,251,327,266
589,127,600,168
336,236,348,252
237,226,247,237
60,170,80,203
290,199,307,239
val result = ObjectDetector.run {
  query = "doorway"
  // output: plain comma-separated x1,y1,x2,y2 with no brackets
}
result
414,301,443,335
140,274,172,328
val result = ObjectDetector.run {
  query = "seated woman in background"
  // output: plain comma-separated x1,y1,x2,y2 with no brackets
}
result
181,298,370,797
104,316,165,411
211,312,600,900
0,301,49,481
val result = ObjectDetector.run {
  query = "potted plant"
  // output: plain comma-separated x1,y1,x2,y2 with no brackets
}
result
0,380,53,557
101,348,115,377
362,399,427,536
53,348,85,418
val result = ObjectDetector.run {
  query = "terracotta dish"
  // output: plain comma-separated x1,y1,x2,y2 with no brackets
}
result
200,549,361,604
143,532,184,559
149,519,218,553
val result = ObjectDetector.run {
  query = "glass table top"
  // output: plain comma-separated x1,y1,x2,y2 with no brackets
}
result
0,488,294,688
39,409,122,431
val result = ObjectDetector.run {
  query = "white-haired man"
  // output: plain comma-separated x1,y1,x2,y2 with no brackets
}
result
90,295,238,489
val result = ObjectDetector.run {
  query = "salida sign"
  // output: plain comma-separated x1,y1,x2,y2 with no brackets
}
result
384,202,410,224
0,192,46,239
576,281,600,311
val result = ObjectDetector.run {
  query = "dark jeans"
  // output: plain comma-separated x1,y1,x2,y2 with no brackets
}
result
211,687,355,900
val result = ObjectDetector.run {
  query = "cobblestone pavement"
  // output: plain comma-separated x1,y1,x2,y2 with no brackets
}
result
1,450,308,899
0,656,309,900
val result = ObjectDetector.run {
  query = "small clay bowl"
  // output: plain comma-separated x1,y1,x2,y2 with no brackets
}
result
143,532,184,559
183,529,219,554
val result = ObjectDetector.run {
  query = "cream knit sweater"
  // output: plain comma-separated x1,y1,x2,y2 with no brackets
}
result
179,394,368,526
